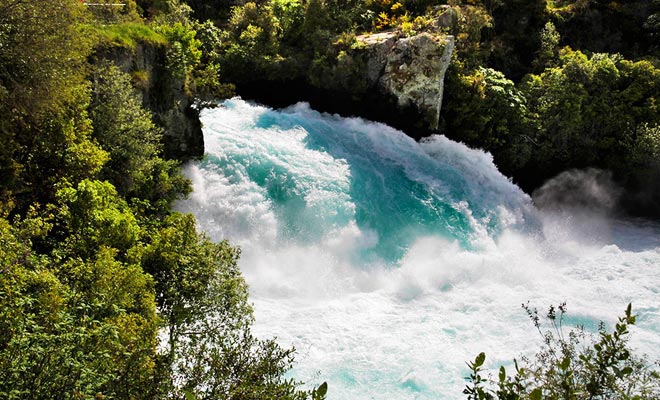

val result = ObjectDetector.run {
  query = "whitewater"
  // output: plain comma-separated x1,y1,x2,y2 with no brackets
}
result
176,98,660,399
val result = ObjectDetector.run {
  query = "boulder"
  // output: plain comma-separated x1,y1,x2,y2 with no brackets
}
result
331,31,454,131
377,33,454,130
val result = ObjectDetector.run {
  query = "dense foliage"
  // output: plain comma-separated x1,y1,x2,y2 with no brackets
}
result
0,0,324,398
1,0,658,397
435,1,659,199
521,49,660,183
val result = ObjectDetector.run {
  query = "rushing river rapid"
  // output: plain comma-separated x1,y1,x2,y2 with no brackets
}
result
176,98,660,399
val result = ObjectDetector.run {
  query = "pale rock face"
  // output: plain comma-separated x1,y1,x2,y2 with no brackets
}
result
355,32,454,131
360,32,398,84
379,33,454,130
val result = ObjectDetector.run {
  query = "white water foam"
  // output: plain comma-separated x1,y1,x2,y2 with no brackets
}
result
176,99,660,399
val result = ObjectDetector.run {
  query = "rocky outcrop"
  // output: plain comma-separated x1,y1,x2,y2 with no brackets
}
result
323,31,453,131
235,30,454,137
92,40,204,160
303,31,454,134
375,33,454,130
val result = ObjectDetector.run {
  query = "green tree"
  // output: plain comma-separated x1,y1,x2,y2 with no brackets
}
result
0,0,107,209
521,48,660,180
153,0,195,24
141,213,324,399
89,63,191,214
141,213,250,362
90,63,163,195
0,213,159,399
271,0,305,44
55,179,141,259
533,21,560,70
193,20,236,102
301,0,331,50
221,2,283,80
446,1,494,70
441,61,532,173
156,22,203,94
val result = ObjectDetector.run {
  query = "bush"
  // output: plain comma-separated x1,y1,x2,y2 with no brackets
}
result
0,213,159,400
464,304,660,399
156,22,203,93
90,63,163,195
141,213,326,399
440,59,533,173
520,48,660,180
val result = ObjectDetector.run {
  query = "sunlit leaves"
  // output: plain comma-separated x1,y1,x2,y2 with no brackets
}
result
0,215,158,399
56,179,140,257
465,304,660,399
90,63,163,195
142,213,248,335
156,22,203,92
520,48,660,177
0,0,106,207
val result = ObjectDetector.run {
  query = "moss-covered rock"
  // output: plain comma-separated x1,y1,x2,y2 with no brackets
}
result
91,30,204,160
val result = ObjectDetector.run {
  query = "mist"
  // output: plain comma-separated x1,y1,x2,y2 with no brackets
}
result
177,100,660,399
533,168,622,214
532,168,626,248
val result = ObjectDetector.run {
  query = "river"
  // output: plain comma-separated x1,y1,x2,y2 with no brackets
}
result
176,98,660,399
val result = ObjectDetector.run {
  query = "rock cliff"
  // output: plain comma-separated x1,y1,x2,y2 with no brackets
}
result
237,31,454,139
372,32,454,130
311,31,454,133
92,40,204,160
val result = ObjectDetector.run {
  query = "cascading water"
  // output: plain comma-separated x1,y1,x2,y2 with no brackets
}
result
176,98,660,399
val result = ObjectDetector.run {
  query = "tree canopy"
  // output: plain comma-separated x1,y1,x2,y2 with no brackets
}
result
0,0,325,398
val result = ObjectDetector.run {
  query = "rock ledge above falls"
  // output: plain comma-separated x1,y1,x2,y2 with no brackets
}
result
237,31,455,139
316,30,455,132
359,32,455,131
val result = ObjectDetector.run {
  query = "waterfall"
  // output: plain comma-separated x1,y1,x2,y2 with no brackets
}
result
176,98,660,399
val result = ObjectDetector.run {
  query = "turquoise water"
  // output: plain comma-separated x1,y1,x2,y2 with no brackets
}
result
178,98,660,399
193,98,533,261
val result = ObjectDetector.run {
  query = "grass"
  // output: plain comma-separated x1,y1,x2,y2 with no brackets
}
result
83,22,168,49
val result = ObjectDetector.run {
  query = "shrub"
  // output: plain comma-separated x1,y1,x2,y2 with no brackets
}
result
464,303,660,399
